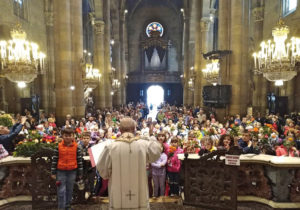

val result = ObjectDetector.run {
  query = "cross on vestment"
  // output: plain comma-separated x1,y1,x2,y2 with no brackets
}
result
126,190,136,201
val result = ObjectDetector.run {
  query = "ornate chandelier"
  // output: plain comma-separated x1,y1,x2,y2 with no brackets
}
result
202,59,219,86
83,63,101,89
188,78,194,91
253,19,300,86
0,24,46,86
82,51,101,89
111,79,120,93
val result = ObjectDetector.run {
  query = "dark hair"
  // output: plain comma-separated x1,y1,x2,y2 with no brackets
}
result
170,136,179,143
218,134,234,147
62,128,75,135
82,131,91,137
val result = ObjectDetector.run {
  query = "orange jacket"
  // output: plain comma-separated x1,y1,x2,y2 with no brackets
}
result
57,141,78,171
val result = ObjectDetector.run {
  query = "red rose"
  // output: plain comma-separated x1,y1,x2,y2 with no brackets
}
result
56,181,61,187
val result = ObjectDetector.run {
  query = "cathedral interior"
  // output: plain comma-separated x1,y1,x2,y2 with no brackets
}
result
0,0,299,123
1,1,300,210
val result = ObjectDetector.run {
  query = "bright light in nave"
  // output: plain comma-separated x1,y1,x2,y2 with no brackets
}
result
147,85,164,108
17,81,26,88
275,80,283,86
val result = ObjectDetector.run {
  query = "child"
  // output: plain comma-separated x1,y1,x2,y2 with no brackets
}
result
51,128,83,210
202,136,217,153
157,132,169,156
151,145,167,197
90,125,101,145
167,137,183,196
79,131,91,156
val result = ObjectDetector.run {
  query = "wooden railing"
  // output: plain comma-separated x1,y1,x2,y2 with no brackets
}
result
1,150,300,209
180,151,300,209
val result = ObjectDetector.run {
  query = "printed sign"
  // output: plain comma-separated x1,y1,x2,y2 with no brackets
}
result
225,154,240,166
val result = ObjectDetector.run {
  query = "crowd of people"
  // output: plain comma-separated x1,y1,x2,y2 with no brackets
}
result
1,102,300,208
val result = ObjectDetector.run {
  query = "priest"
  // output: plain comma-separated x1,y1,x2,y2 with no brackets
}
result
97,117,161,210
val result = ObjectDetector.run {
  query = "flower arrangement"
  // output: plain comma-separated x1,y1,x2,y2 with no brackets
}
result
0,114,13,128
183,137,200,154
13,130,57,157
229,124,241,137
283,136,295,148
259,124,278,145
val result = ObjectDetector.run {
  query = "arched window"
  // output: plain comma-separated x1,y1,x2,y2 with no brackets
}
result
146,22,164,37
282,0,297,16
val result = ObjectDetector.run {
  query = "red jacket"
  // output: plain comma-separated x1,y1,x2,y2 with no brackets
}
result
57,141,78,170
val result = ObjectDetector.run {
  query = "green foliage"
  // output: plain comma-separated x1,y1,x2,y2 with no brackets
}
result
0,114,13,128
13,130,57,157
229,124,240,137
13,141,57,157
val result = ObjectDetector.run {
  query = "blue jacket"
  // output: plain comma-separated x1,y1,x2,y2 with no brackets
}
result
238,139,254,154
0,123,23,153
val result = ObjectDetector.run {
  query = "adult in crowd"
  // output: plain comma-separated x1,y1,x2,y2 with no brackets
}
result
0,116,27,153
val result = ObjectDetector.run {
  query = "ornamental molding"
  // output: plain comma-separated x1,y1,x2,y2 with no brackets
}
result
252,6,264,22
45,11,53,27
200,17,211,32
93,19,105,35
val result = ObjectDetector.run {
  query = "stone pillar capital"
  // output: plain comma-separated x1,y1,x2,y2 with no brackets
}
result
45,11,54,26
252,6,264,22
200,17,211,32
93,19,105,34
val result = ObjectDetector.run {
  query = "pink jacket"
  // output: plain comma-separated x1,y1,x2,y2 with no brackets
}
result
276,145,299,157
167,148,183,173
163,143,169,156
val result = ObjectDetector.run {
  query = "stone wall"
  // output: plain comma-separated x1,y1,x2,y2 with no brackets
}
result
128,2,183,73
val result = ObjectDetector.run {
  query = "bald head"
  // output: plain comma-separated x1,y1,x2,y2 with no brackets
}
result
119,117,136,133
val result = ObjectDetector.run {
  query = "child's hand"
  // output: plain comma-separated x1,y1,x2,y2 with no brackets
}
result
51,174,56,180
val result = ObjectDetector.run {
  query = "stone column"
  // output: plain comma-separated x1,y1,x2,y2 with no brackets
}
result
251,3,267,115
294,75,300,112
53,0,73,123
286,80,295,112
44,0,56,114
103,0,112,108
0,80,8,112
182,5,190,106
192,0,202,106
216,0,230,120
199,18,211,105
228,0,249,116
218,0,229,85
93,0,106,108
93,19,105,108
70,0,85,119
120,13,128,105
111,7,122,106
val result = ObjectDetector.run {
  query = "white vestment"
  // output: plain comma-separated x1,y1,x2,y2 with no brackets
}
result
97,132,161,210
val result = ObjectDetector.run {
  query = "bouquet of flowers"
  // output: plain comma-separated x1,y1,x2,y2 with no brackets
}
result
168,146,177,157
250,127,259,139
183,138,200,154
13,130,57,157
0,114,13,128
259,124,278,145
283,136,295,148
228,123,241,137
